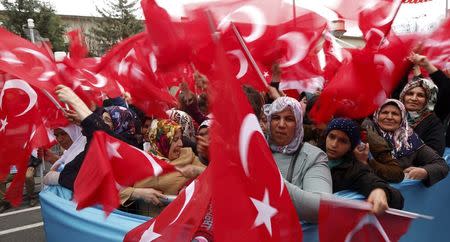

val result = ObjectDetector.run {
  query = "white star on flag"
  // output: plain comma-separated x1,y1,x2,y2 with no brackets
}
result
0,117,8,132
139,221,161,242
106,141,122,159
263,71,270,78
250,188,278,236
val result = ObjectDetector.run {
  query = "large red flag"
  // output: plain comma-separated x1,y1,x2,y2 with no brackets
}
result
207,38,302,241
310,32,412,123
0,28,61,91
124,171,212,242
0,78,55,205
74,131,176,215
319,198,414,242
420,18,450,74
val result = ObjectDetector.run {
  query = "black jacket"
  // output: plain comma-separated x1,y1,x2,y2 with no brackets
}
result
430,70,450,146
59,113,139,191
331,157,404,209
413,113,445,156
398,144,449,187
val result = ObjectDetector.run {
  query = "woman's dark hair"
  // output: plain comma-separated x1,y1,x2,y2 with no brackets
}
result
243,85,264,119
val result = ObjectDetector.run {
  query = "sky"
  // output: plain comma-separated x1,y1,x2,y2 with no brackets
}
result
1,0,449,36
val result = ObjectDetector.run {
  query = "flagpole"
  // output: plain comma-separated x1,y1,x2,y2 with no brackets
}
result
230,22,269,88
292,0,297,27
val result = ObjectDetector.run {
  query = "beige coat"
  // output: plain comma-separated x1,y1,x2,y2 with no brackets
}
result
120,148,205,216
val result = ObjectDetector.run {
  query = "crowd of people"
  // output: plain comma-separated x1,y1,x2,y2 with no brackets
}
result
0,51,448,233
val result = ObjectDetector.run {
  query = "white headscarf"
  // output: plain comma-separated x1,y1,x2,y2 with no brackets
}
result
264,97,304,155
51,124,87,172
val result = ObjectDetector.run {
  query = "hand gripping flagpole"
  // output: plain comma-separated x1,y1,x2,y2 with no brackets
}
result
230,22,269,89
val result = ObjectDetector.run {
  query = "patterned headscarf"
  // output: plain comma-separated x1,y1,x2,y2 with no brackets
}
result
399,77,438,126
148,119,182,158
166,109,196,143
373,99,423,158
264,97,304,154
104,106,137,136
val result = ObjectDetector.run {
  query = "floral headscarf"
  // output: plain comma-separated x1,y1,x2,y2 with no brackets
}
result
166,109,196,143
399,77,438,126
104,106,137,136
373,99,423,158
264,97,304,155
148,119,182,158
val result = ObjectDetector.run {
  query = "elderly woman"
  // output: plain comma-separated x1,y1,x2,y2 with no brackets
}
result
264,97,332,223
365,99,448,187
399,77,445,156
120,119,206,216
322,118,404,213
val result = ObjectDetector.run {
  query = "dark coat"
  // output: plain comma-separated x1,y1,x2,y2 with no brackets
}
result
413,113,445,156
398,144,449,187
59,113,139,191
430,70,450,146
363,120,405,183
331,157,404,209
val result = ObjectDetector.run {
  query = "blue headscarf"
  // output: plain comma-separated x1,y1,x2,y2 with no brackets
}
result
104,106,137,136
325,118,361,150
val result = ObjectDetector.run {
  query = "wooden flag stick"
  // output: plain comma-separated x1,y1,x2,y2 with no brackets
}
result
230,22,269,88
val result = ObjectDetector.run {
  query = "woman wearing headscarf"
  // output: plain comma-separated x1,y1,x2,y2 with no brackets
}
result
399,77,445,155
119,119,206,216
264,97,332,223
322,118,404,213
166,109,198,155
51,85,141,191
365,99,448,187
45,124,87,175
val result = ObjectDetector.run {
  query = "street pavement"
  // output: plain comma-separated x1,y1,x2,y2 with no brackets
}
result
0,199,45,242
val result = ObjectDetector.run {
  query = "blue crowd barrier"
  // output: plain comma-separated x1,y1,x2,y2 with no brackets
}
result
40,148,450,242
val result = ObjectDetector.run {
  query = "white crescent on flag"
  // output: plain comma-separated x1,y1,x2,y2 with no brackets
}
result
217,5,267,43
239,113,264,177
169,180,195,225
227,49,249,79
344,214,390,242
0,79,38,117
278,32,309,68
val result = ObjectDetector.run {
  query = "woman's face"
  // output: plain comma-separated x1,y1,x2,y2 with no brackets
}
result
54,128,73,150
259,114,268,134
300,96,307,116
141,119,152,142
377,104,402,132
326,130,351,160
102,112,114,130
270,108,297,146
403,87,427,112
168,129,183,160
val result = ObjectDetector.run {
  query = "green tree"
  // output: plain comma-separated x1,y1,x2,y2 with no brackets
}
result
89,0,143,56
0,0,66,51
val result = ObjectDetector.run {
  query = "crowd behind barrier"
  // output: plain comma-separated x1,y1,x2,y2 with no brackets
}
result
40,148,450,242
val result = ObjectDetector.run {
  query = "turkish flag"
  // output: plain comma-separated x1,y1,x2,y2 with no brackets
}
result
185,0,327,92
124,171,211,242
0,79,56,205
97,32,177,119
319,198,413,242
0,28,61,92
420,18,450,74
310,32,412,123
207,40,302,241
74,131,176,215
358,0,402,41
